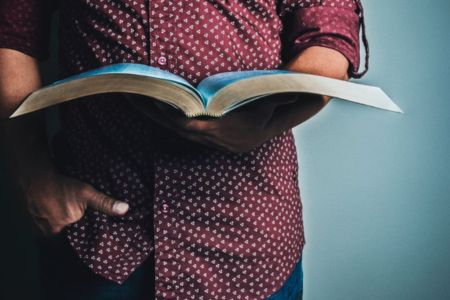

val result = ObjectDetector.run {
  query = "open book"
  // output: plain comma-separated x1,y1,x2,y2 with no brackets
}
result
10,63,402,118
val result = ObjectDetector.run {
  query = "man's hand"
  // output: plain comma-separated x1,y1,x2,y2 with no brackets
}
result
0,114,130,237
136,46,350,153
145,92,324,153
137,94,298,153
24,171,129,236
0,49,129,236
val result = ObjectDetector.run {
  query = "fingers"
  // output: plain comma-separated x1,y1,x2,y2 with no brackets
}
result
32,189,128,237
24,174,130,237
158,107,216,135
265,94,327,137
84,185,129,216
29,213,68,237
124,96,226,148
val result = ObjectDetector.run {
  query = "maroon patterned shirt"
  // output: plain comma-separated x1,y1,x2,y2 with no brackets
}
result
0,0,367,298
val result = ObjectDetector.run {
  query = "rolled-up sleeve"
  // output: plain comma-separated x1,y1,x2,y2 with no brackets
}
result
278,0,368,78
0,0,56,61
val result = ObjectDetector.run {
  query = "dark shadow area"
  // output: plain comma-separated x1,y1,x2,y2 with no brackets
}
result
0,14,59,300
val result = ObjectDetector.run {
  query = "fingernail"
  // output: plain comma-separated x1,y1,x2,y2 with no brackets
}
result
113,202,129,214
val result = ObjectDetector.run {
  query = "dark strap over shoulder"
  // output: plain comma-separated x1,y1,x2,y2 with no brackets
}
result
353,0,369,78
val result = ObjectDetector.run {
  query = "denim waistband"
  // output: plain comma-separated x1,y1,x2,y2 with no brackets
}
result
266,256,303,300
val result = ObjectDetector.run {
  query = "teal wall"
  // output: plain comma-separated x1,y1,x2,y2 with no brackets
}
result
1,0,449,299
295,1,450,299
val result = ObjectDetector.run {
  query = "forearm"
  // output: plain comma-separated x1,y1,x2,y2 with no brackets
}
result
0,49,56,188
285,46,349,83
267,46,351,134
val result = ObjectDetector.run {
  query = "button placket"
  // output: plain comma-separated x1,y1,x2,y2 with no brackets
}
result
150,2,184,298
148,0,178,70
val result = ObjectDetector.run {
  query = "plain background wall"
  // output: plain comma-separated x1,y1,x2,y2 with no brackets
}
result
1,0,449,299
295,0,450,299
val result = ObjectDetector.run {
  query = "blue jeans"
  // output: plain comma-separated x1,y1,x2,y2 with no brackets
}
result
38,235,302,300
267,257,303,300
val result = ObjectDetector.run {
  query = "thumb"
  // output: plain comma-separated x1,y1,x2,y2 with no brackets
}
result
84,186,129,216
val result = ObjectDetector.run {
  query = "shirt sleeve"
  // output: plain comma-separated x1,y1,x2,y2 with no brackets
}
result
278,0,369,78
0,0,56,61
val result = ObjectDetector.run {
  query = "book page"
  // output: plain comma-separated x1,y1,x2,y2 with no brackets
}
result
196,69,291,106
207,73,402,115
51,63,198,93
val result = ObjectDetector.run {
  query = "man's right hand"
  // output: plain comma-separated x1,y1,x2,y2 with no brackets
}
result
0,48,128,236
25,171,129,236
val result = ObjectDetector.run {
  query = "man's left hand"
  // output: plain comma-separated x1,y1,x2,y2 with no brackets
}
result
137,46,349,153
140,92,327,153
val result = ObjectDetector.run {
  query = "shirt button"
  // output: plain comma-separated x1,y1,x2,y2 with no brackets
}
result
157,56,167,65
162,203,169,213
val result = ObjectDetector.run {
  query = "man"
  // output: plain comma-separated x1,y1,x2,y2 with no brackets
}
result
0,0,367,299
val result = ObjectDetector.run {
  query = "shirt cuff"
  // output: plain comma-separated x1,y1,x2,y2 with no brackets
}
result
280,5,365,78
